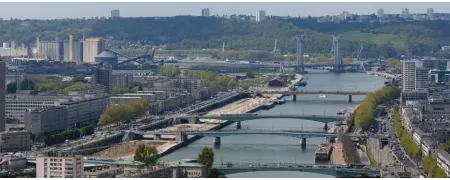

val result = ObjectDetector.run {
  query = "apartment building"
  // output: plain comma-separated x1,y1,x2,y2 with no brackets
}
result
36,154,84,178
24,106,68,134
5,95,60,123
437,150,450,177
84,166,124,178
170,78,201,92
0,131,31,152
60,95,109,128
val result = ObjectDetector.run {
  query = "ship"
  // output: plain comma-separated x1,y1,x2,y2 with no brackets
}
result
315,141,333,160
275,98,286,105
296,81,308,86
319,94,327,98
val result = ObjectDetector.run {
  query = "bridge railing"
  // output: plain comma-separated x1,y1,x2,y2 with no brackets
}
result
196,113,343,118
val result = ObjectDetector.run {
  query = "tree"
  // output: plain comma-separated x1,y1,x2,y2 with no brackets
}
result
134,144,159,166
6,83,17,94
20,79,35,90
198,147,214,169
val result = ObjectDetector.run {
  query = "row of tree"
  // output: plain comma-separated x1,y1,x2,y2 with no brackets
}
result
342,135,361,164
158,65,181,77
43,125,94,146
112,87,138,96
183,70,237,90
98,99,149,126
354,86,401,130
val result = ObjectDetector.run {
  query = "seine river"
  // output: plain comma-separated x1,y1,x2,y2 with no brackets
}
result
161,69,385,178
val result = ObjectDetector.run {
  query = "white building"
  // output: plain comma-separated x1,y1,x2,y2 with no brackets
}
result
36,154,84,178
402,60,417,90
201,8,210,17
256,10,266,22
377,8,385,19
111,10,120,18
427,8,434,20
437,150,450,177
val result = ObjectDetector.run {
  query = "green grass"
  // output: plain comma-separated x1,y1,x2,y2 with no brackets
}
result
341,31,406,51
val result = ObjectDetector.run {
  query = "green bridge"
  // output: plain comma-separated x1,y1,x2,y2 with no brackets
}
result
193,114,344,123
214,164,380,177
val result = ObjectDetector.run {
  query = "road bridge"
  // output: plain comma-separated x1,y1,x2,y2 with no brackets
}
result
134,129,368,147
214,163,380,177
255,90,370,102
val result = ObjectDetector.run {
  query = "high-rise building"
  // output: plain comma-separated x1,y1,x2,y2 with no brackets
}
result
37,41,64,60
83,38,105,63
427,8,434,20
0,60,5,132
256,10,266,22
36,154,84,178
111,10,120,18
201,8,210,16
402,8,410,18
415,68,429,90
377,8,385,19
402,60,416,91
94,65,113,94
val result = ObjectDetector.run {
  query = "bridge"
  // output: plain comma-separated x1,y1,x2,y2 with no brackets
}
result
254,90,371,102
133,129,368,147
214,163,380,177
193,114,344,123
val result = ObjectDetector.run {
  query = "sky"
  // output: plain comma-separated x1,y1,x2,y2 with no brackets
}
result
0,2,448,19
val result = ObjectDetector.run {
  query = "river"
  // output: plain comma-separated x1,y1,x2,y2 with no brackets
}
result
161,70,385,178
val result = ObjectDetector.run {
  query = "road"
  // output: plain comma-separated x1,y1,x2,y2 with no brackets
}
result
366,102,425,178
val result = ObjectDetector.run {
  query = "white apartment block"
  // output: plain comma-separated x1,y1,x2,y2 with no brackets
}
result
36,155,84,178
256,10,266,22
402,60,416,91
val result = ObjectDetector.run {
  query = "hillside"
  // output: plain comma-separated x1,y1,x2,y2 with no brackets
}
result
0,17,449,58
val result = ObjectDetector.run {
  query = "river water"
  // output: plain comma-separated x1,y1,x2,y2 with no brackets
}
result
161,70,385,178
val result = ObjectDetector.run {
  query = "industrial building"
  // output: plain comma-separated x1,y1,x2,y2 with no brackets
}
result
95,50,118,67
37,40,64,60
83,38,105,63
113,74,134,89
63,35,83,62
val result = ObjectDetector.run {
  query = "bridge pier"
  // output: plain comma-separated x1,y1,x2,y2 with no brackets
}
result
155,134,161,140
300,138,306,147
214,137,221,146
348,95,352,103
236,122,241,129
293,95,297,102
323,123,328,131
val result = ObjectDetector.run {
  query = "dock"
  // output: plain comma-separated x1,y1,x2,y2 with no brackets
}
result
315,142,333,160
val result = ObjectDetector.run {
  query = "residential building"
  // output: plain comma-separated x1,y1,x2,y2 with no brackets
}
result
427,8,434,20
60,95,109,128
84,166,124,178
400,90,428,106
83,38,105,63
24,106,68,134
415,68,429,90
36,154,84,178
94,65,113,94
120,166,173,178
402,60,416,90
201,8,210,16
111,10,120,18
0,131,31,152
0,61,5,132
113,74,134,89
437,150,450,177
170,78,201,92
256,10,266,22
110,96,143,105
430,69,450,84
37,41,64,60
5,95,60,123
153,79,171,89
420,59,448,70
67,84,106,97
172,162,206,178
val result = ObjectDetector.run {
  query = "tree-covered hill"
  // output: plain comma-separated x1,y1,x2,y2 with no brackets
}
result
0,16,449,58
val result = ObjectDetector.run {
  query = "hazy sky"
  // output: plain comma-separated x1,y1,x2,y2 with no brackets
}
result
0,2,448,19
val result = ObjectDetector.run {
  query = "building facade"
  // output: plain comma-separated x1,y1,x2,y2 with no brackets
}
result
113,74,134,89
111,10,120,18
170,78,201,92
83,38,105,63
36,155,84,178
201,8,210,16
402,60,416,91
0,131,31,152
0,61,5,132
24,106,68,134
94,65,113,94
415,68,429,90
60,95,109,128
256,10,266,22
5,95,60,123
37,41,64,60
